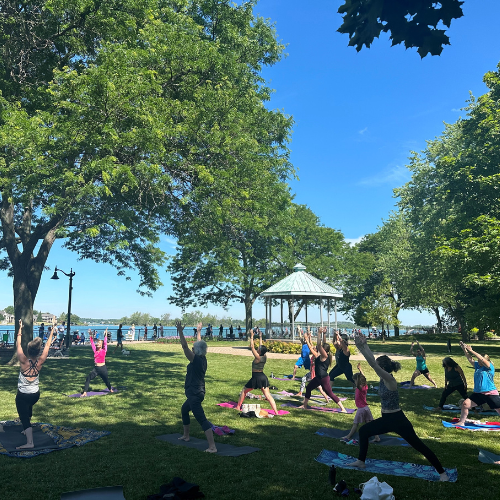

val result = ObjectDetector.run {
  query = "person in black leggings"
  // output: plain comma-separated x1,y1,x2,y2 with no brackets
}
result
348,332,450,481
329,331,355,386
433,357,467,410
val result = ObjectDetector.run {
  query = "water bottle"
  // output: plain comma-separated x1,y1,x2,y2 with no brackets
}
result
271,372,274,378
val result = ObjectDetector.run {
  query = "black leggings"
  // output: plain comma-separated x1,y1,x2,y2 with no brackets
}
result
329,363,355,385
16,390,40,430
84,365,111,392
358,411,445,474
438,384,467,408
181,393,211,431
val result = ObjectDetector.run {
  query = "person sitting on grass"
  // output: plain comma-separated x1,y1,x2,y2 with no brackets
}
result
292,327,311,380
296,329,330,403
15,318,57,449
235,327,280,415
299,327,347,412
177,321,217,453
341,363,380,444
348,332,449,481
455,342,500,426
432,357,467,411
409,339,437,388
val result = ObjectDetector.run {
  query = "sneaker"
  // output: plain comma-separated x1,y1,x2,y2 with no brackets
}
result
340,437,350,443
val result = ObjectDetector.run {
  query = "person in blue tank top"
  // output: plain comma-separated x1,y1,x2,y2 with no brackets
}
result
292,327,311,380
409,340,437,388
456,342,500,426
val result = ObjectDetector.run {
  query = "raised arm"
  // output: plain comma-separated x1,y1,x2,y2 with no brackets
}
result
354,332,397,389
459,342,475,367
249,328,260,361
416,340,426,357
466,345,490,369
357,362,365,377
16,319,27,363
304,331,318,357
410,341,415,356
39,320,57,365
196,322,202,342
103,328,108,351
317,327,328,360
177,321,194,362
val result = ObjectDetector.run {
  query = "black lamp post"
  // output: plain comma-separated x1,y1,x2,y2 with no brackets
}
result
51,267,75,350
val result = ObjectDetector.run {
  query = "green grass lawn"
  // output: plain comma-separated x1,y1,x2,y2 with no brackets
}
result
1,340,500,499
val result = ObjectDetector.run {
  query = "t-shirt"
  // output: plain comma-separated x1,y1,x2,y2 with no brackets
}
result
117,328,123,340
355,385,368,409
445,367,463,387
38,326,44,338
301,343,310,359
474,361,496,393
185,355,207,396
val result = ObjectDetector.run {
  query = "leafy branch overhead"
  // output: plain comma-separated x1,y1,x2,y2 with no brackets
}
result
337,0,464,57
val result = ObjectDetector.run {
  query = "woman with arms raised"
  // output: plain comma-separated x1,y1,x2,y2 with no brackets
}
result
177,321,217,453
348,332,449,481
15,318,57,449
82,328,114,397
235,327,279,415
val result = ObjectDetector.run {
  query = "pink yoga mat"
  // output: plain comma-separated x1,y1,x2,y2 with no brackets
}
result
280,403,355,413
217,402,290,416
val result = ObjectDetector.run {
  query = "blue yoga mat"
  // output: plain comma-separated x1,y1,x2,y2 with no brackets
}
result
442,420,500,431
478,449,500,464
315,449,458,482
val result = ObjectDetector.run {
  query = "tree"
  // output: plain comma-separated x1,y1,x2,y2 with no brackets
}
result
0,0,290,356
337,0,464,57
3,306,14,315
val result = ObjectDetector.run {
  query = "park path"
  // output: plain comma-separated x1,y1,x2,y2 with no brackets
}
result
207,345,413,361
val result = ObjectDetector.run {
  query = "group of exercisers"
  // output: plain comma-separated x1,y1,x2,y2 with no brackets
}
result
14,317,500,477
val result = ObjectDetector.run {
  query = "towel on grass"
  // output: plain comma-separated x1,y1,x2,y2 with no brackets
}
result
478,449,500,464
0,420,110,458
315,427,410,446
442,419,500,431
315,449,458,482
217,402,290,415
156,433,260,456
280,403,355,413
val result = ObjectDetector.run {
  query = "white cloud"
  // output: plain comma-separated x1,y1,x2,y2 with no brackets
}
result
345,236,364,246
358,127,368,135
161,236,178,248
451,108,462,112
358,163,410,187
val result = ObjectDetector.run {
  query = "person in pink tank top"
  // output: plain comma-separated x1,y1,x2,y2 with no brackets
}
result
82,329,114,397
341,363,380,443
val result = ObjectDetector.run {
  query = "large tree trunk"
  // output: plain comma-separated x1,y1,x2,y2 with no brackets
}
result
432,307,443,334
394,324,400,337
244,295,253,333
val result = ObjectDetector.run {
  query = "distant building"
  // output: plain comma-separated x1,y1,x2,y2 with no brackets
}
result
0,311,14,323
41,313,57,323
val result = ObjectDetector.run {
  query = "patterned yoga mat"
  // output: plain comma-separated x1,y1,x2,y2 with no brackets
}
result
315,449,458,482
442,419,500,431
0,420,110,458
217,402,290,415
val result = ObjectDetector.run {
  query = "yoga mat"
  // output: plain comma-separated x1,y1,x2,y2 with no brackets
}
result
423,405,498,415
61,486,125,500
315,427,410,447
315,449,458,482
271,376,301,381
0,424,60,452
478,449,500,464
0,420,110,458
217,402,290,415
442,420,500,431
156,433,260,456
280,403,355,413
400,381,433,389
66,387,125,398
276,390,346,401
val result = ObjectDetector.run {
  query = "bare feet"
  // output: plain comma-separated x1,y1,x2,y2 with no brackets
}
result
298,405,310,410
178,435,190,442
439,472,450,481
204,446,217,453
16,443,34,449
347,460,366,468
81,392,87,397
110,389,115,393
235,406,241,411
370,437,381,443
455,420,466,426
295,392,303,397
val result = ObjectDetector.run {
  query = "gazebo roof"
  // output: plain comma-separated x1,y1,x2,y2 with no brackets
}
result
260,263,343,300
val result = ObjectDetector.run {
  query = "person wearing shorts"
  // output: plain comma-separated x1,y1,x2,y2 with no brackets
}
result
456,342,500,425
292,331,311,380
409,340,437,388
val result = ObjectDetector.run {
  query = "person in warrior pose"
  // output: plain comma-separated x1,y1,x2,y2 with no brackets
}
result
348,332,449,481
15,318,57,448
329,331,355,387
409,340,437,388
82,328,114,397
292,327,311,380
455,342,500,425
177,321,217,453
299,327,347,412
432,357,467,411
235,328,279,415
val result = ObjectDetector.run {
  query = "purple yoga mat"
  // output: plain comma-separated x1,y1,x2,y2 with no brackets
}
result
67,388,121,398
280,403,355,413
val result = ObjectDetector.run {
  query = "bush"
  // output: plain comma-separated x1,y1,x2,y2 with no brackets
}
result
156,336,195,344
485,332,497,339
253,340,357,356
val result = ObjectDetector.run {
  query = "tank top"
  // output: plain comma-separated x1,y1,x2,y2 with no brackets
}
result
378,379,400,411
336,348,350,366
416,355,427,371
252,354,267,371
18,359,40,394
315,356,330,379
445,367,463,387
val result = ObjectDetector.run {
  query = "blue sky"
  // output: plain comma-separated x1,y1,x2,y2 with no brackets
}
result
2,1,500,325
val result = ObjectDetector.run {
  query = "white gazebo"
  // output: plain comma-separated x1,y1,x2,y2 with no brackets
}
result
259,263,343,340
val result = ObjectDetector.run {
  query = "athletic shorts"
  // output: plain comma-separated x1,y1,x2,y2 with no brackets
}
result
295,356,311,370
418,368,429,375
469,392,500,409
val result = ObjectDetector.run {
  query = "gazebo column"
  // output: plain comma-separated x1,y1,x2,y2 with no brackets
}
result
291,299,295,341
269,299,272,338
334,298,338,331
280,299,284,337
305,300,308,328
320,299,323,327
328,299,331,340
265,298,268,336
